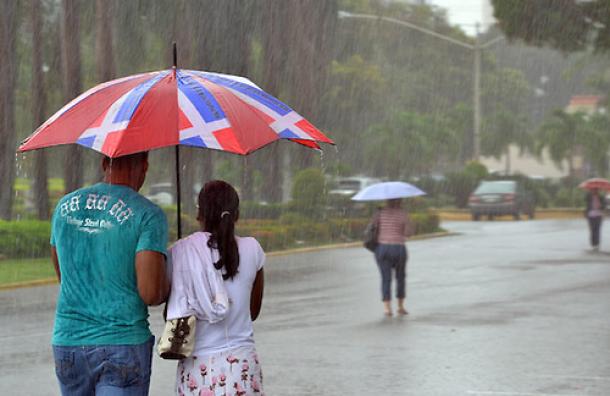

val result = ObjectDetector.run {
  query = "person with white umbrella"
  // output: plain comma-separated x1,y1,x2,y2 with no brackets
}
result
353,182,425,316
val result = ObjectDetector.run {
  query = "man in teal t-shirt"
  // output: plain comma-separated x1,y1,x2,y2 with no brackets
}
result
51,152,169,396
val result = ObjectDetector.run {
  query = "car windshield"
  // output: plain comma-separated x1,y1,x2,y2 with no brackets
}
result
475,181,516,194
337,180,361,190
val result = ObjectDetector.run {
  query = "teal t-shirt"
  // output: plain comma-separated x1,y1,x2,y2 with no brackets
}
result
50,182,168,346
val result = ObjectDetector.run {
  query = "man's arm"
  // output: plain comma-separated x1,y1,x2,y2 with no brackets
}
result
135,250,169,306
250,269,264,321
51,247,60,282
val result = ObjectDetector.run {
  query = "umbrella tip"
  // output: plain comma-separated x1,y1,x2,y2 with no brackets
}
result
172,42,177,69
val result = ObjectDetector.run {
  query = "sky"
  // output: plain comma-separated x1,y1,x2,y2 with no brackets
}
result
427,0,495,36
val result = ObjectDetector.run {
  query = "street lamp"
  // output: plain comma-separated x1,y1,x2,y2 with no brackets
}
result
338,11,503,161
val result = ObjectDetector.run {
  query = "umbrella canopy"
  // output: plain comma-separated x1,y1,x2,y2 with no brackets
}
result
18,46,334,239
579,178,610,191
351,181,426,201
18,69,333,157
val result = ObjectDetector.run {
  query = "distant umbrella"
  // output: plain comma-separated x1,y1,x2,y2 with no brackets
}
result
579,178,610,191
351,181,426,201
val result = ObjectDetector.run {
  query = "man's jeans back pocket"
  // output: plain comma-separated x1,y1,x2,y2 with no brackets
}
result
54,349,78,384
103,347,143,388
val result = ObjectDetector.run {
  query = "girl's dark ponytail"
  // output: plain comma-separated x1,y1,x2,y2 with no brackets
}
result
198,181,240,280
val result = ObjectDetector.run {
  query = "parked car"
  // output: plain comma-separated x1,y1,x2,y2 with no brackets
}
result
327,176,383,215
468,180,535,220
328,176,383,198
145,182,174,206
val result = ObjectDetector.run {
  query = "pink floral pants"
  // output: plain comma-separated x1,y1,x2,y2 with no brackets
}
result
176,346,264,396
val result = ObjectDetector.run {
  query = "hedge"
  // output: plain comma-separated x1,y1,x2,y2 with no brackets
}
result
0,220,51,259
0,212,441,259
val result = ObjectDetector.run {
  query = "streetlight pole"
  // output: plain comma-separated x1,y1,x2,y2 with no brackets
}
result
473,23,481,160
338,11,502,162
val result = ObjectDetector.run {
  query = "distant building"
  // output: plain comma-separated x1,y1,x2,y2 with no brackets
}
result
481,95,606,179
565,95,605,115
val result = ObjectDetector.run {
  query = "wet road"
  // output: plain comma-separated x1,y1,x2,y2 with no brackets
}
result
1,219,609,395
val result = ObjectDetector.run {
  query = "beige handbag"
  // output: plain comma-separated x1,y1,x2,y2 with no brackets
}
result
157,315,197,360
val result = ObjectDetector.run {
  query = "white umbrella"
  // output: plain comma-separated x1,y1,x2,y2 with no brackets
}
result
351,181,426,201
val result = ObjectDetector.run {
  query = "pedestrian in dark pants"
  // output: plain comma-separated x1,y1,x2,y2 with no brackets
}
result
371,199,413,316
585,188,606,251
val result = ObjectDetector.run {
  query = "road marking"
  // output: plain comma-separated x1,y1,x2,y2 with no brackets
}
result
0,331,48,340
529,374,610,382
466,392,585,396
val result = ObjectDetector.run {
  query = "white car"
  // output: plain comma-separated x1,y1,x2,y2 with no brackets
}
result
329,176,383,198
145,183,174,206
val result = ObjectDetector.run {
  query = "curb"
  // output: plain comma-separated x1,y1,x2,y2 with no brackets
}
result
437,209,583,221
0,277,58,291
0,231,455,291
267,231,455,257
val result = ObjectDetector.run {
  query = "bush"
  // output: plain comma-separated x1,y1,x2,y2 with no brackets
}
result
464,161,488,180
410,211,441,234
553,187,583,208
291,168,327,217
441,162,489,208
162,205,199,241
240,201,284,219
0,220,51,259
0,211,442,260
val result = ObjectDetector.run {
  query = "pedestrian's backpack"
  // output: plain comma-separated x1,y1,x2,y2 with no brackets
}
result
363,216,379,252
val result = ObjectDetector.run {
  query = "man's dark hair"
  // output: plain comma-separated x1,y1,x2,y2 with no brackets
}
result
102,152,149,169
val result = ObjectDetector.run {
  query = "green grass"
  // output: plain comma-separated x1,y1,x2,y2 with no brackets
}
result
0,258,55,286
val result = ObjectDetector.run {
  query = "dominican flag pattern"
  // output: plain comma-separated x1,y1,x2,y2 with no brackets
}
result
19,69,333,158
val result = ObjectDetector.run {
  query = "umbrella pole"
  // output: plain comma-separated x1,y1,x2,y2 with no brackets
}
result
175,145,182,239
173,42,182,239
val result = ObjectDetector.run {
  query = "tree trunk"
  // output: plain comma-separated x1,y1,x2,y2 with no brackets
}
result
61,0,83,193
504,146,511,175
93,0,115,182
31,0,50,220
192,1,214,187
260,0,287,203
568,154,574,177
0,0,19,220
284,1,337,169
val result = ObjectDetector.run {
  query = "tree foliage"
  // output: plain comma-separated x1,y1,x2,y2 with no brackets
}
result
534,109,610,177
492,0,610,52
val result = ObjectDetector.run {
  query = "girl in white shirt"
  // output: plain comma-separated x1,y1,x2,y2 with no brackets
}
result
170,180,265,396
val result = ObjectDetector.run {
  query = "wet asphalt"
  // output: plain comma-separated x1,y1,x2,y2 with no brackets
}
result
1,219,609,395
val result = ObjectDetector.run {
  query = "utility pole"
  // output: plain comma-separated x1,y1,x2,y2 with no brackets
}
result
473,23,481,161
338,12,503,163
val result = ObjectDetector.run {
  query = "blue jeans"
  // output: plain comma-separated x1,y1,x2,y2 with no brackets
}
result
375,244,407,301
53,336,154,396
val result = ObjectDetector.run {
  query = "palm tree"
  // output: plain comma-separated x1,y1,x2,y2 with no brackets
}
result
481,109,530,175
31,0,50,220
536,109,586,177
0,0,19,219
581,113,610,176
61,0,83,193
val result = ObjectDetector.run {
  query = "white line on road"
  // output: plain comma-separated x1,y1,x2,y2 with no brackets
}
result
529,374,610,382
466,392,586,396
0,331,48,340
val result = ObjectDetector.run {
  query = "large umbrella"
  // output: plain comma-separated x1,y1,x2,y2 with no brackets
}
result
351,181,426,201
19,45,334,237
578,178,610,191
